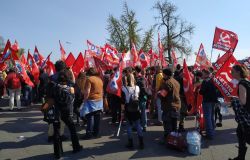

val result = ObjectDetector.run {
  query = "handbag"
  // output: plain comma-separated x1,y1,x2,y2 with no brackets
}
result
166,132,187,151
43,106,58,124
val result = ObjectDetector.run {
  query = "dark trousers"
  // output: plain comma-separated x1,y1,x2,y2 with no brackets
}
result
162,111,178,136
179,97,187,127
86,111,101,136
237,125,247,150
32,85,39,103
110,95,121,123
53,111,80,158
22,85,32,106
215,104,222,123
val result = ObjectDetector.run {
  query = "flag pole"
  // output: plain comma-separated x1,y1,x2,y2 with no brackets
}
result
210,48,214,62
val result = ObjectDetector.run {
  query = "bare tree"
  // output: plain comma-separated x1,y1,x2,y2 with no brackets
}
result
154,1,195,63
107,2,154,52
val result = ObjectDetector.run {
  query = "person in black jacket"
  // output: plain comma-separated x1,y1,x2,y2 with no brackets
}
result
229,64,250,160
199,69,218,140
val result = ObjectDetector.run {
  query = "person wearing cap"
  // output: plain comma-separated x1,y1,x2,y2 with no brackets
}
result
158,68,181,139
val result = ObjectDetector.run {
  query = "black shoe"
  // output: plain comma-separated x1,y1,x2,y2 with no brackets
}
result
138,136,144,149
81,134,92,140
204,135,214,140
73,145,83,153
216,123,222,127
142,127,147,132
48,136,53,143
229,146,247,160
126,139,134,149
60,135,68,141
93,133,101,138
178,124,185,132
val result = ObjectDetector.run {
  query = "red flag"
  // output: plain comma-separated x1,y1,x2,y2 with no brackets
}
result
33,46,44,67
27,51,40,84
0,39,12,63
104,44,119,65
0,62,7,71
106,60,123,97
212,27,238,52
10,40,20,60
20,54,27,66
72,52,84,77
193,43,211,70
45,60,55,76
14,60,34,87
131,42,138,66
171,49,178,68
87,40,103,60
183,59,195,107
213,51,233,72
93,56,113,79
59,40,66,61
138,50,150,69
41,52,52,69
213,54,239,101
65,52,75,67
158,33,165,66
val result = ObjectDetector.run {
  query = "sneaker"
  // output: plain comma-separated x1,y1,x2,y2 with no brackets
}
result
216,123,222,127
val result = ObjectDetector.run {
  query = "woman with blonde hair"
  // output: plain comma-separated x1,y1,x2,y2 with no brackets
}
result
121,73,144,149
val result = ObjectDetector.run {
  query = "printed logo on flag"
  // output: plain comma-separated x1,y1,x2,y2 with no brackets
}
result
213,55,239,99
212,27,238,52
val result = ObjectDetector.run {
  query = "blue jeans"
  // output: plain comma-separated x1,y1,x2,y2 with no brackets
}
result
139,98,147,128
22,85,32,106
156,97,162,121
127,120,143,139
86,111,101,136
202,102,215,137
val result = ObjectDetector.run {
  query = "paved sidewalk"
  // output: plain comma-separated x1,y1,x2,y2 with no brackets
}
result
0,98,250,160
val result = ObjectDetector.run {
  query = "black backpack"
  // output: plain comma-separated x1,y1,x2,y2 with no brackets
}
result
126,87,140,112
52,82,74,109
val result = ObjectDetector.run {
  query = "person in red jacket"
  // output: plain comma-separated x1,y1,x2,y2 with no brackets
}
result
0,71,5,98
4,68,22,111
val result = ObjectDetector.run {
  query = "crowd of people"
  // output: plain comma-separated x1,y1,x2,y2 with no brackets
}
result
0,61,249,160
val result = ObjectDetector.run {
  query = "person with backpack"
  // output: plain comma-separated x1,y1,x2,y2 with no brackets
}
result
121,73,144,149
135,66,148,132
229,64,250,160
4,68,22,111
47,61,68,143
44,71,82,159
